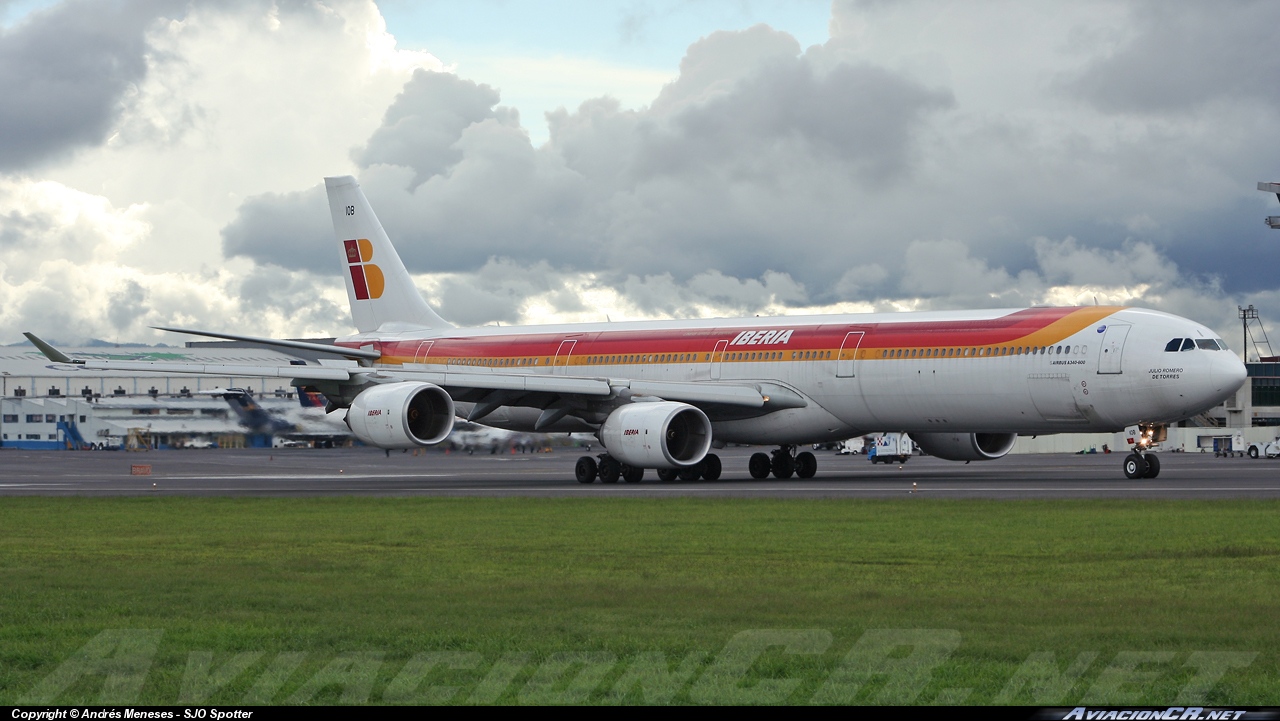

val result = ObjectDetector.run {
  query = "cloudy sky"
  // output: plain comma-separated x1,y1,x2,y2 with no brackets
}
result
2,0,1278,357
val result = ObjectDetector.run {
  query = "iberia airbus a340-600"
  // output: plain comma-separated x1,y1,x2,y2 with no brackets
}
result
27,176,1247,481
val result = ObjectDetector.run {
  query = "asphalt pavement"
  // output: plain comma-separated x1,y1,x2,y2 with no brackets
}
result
1,446,1276,499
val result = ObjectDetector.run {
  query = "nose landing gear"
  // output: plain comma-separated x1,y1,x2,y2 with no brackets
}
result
1121,423,1165,479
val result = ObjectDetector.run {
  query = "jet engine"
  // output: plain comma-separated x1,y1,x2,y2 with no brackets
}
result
912,432,1017,461
346,382,455,448
599,401,712,469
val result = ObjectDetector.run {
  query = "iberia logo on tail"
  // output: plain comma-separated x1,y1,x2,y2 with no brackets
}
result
343,239,384,300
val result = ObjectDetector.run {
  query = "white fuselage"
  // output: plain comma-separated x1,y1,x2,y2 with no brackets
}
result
337,305,1246,445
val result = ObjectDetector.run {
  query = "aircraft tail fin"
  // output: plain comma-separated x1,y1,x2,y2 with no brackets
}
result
324,176,451,333
296,386,328,409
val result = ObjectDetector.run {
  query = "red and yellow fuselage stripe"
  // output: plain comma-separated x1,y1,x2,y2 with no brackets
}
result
339,306,1121,368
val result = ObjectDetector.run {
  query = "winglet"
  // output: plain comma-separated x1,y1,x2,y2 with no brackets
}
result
23,333,81,364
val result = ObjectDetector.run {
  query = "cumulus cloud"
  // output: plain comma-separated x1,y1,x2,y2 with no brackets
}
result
0,0,441,343
221,185,332,274
0,0,159,169
356,70,519,188
106,279,149,331
1061,1,1280,115
4,1,1280,349
224,22,955,298
210,3,1280,343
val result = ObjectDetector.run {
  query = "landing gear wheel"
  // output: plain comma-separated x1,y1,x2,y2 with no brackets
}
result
770,445,797,479
657,469,679,482
622,465,644,483
795,451,817,479
678,464,702,482
702,453,722,481
749,452,771,479
1123,453,1148,480
771,453,794,479
599,456,621,484
1142,453,1160,478
575,456,598,484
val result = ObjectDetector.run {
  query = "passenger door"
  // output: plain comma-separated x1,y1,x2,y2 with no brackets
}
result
413,340,434,363
553,340,577,375
1097,324,1131,374
836,332,865,378
709,340,729,380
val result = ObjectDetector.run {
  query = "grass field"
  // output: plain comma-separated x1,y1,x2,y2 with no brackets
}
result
0,497,1276,705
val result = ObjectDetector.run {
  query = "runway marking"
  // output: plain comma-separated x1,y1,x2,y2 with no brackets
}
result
157,473,455,481
94,485,1280,494
0,483,78,488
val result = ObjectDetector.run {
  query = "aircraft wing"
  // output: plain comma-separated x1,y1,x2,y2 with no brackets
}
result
388,368,612,396
385,367,776,407
387,367,801,411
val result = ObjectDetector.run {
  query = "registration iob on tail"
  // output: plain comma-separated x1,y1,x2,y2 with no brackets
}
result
27,176,1247,482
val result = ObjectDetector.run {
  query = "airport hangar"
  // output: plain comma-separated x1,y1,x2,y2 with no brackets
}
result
2,338,1280,454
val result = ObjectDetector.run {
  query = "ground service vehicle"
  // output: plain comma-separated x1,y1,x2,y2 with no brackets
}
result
1247,437,1280,459
869,433,912,464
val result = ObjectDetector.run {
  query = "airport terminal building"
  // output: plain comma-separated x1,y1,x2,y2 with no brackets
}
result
0,344,347,450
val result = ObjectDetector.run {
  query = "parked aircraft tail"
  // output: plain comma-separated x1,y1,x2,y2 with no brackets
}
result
324,175,451,333
296,386,328,409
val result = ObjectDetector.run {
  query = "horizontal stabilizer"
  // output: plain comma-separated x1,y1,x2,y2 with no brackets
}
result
152,326,381,360
76,359,353,381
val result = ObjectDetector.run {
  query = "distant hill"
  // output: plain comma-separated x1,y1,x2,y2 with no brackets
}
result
5,338,172,348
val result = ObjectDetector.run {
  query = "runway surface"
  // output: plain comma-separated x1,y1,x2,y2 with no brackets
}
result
0,446,1276,498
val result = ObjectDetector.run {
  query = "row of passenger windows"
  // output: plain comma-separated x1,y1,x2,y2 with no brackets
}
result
588,353,705,364
444,352,831,366
449,357,541,367
879,344,1087,359
1164,338,1228,352
437,345,1093,366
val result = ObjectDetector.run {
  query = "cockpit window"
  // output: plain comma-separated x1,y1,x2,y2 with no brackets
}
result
1181,338,1196,351
1195,339,1220,351
1165,339,1182,352
1215,339,1229,350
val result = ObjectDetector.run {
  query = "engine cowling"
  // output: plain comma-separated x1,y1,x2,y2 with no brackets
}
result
912,432,1017,461
346,382,455,448
600,401,712,469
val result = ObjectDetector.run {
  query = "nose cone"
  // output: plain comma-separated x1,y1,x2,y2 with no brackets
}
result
1216,353,1248,395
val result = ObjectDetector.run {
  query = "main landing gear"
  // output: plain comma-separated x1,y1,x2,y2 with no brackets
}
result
574,445,819,483
575,453,722,483
1122,452,1161,479
748,445,817,480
